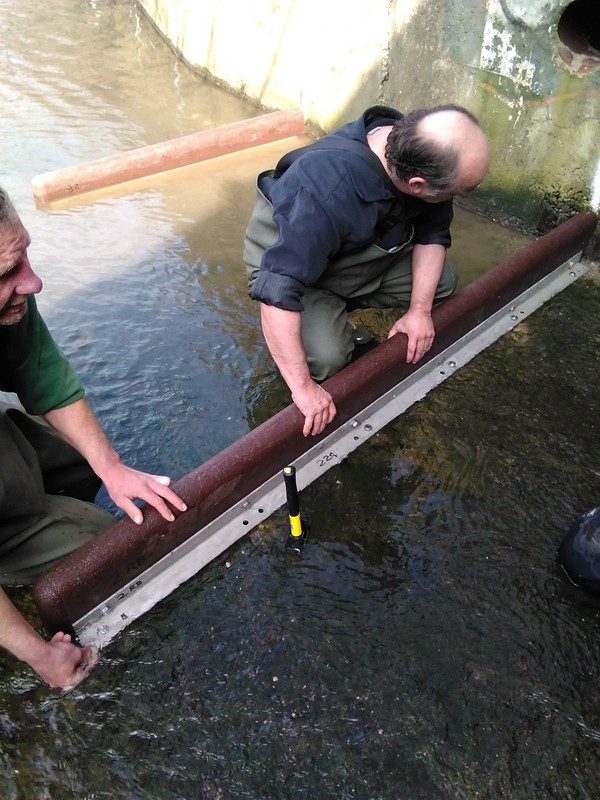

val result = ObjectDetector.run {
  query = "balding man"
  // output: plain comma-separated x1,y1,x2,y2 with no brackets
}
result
244,104,490,436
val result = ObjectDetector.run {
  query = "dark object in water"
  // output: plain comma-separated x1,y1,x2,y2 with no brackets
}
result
558,507,600,594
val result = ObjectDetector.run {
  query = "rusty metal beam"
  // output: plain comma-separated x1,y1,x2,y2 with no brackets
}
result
32,210,598,645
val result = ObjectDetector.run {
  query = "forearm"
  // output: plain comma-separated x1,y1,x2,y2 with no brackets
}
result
0,587,48,668
260,303,336,436
388,243,447,363
408,243,446,312
43,397,121,481
260,303,314,394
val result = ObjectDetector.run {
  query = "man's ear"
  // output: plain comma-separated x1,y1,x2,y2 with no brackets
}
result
406,177,427,195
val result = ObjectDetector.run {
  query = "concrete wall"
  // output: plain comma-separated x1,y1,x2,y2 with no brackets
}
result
137,0,600,251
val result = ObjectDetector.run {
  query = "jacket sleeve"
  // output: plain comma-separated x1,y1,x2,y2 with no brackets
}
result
412,200,453,248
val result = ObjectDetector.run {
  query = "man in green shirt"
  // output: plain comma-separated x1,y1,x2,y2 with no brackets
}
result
0,186,187,690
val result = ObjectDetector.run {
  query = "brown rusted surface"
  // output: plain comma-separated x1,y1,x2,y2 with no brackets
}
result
31,110,305,205
33,210,598,634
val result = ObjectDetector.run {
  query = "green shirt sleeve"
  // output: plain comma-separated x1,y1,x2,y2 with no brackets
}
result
0,296,85,415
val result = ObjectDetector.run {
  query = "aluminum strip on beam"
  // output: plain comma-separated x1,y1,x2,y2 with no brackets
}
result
73,255,587,648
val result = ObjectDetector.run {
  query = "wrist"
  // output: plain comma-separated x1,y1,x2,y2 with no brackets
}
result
16,632,49,673
407,303,432,315
290,374,318,396
91,449,122,483
281,364,315,395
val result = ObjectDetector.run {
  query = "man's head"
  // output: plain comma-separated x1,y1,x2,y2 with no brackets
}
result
385,105,490,203
0,187,42,325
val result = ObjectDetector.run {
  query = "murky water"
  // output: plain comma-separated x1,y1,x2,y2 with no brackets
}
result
1,2,600,798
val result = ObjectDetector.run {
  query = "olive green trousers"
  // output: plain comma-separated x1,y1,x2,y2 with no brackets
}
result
0,403,114,586
298,244,457,380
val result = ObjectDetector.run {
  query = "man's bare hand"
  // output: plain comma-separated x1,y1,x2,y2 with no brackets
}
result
43,399,187,525
33,632,99,691
101,465,187,525
388,307,435,363
291,381,337,437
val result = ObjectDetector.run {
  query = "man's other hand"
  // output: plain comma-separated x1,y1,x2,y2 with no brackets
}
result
292,381,337,437
388,307,435,364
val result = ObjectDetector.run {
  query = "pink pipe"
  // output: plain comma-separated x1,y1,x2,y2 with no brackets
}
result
31,110,305,205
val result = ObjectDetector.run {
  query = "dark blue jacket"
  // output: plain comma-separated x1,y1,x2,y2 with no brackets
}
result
246,106,453,312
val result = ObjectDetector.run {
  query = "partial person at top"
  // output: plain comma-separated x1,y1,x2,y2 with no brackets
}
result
0,186,187,690
244,104,490,437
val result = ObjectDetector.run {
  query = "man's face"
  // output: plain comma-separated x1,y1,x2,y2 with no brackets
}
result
0,218,43,326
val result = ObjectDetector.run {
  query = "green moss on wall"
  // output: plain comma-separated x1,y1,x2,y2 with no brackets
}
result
536,186,593,233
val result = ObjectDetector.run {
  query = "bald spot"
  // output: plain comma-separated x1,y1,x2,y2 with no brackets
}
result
418,110,490,192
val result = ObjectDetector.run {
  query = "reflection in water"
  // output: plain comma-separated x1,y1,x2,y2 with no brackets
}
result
1,2,600,799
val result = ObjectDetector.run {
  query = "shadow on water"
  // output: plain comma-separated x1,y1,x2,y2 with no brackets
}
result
1,2,600,799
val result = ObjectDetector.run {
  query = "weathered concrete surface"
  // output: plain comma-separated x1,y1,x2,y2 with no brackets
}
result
137,0,600,253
